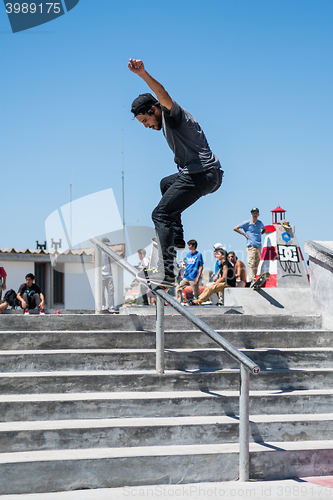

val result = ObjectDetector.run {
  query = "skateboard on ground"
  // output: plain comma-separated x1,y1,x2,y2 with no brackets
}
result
251,272,270,290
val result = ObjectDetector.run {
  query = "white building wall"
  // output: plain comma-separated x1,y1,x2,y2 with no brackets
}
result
1,254,124,310
64,262,95,310
1,262,34,295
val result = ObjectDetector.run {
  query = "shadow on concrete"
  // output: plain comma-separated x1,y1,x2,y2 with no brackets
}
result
200,389,237,418
128,314,145,331
257,290,285,308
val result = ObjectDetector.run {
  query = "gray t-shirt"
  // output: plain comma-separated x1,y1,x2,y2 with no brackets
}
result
161,99,221,174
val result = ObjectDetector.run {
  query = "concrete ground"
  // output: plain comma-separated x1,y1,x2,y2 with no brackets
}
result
0,478,332,500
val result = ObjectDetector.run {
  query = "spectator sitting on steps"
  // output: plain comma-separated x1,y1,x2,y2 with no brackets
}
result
227,251,247,287
0,299,8,314
192,249,236,306
17,273,45,315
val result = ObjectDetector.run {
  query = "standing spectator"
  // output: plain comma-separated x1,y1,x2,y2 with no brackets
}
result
228,251,247,287
234,208,265,284
137,248,149,306
0,265,7,300
176,240,203,303
192,249,235,305
17,273,45,315
93,237,115,312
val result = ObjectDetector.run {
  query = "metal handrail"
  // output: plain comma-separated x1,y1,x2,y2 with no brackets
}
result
90,236,260,481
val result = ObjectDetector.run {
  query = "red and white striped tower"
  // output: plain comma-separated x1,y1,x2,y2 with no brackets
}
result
256,206,309,288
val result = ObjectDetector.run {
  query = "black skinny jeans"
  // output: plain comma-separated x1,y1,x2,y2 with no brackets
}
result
152,167,223,278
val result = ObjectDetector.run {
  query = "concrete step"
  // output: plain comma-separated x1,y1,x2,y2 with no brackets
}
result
1,347,333,372
0,414,332,454
0,440,332,494
0,368,332,394
0,479,328,500
0,313,322,331
1,389,333,422
0,329,331,351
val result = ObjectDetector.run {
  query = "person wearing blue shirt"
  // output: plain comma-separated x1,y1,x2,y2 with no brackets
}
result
211,243,224,282
234,208,266,284
176,240,203,302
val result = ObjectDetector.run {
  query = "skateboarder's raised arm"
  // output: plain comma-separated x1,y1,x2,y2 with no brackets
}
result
128,59,173,111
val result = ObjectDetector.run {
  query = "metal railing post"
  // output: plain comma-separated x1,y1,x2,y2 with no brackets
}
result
239,363,250,481
95,246,102,314
156,295,165,374
90,237,261,482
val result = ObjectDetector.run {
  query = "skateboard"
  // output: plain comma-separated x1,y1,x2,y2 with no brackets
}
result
136,263,173,293
148,238,159,271
251,272,270,290
139,237,174,291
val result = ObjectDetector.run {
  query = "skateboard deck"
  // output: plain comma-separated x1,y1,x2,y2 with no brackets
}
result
137,269,172,291
140,237,175,291
148,238,159,271
251,272,270,290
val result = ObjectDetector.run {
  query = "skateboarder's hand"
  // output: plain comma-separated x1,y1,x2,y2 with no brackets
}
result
128,59,145,75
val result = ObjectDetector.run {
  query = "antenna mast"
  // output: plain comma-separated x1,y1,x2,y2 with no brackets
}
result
121,107,126,249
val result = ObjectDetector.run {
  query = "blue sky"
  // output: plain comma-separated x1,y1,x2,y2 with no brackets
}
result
1,0,332,272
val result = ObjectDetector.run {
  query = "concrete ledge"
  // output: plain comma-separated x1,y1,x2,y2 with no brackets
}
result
224,288,313,316
0,347,333,372
0,441,333,494
1,414,333,454
0,389,333,422
0,368,333,395
305,240,333,329
0,329,330,350
0,313,322,331
119,305,244,315
0,479,329,500
305,241,333,269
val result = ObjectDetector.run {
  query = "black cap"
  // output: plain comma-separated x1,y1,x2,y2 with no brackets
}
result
251,207,260,213
131,93,158,116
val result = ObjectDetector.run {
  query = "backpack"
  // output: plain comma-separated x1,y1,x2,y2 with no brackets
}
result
3,289,19,308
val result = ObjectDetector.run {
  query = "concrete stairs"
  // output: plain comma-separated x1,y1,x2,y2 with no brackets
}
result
0,311,332,494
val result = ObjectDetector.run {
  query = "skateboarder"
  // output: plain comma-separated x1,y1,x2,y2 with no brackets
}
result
129,58,223,286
